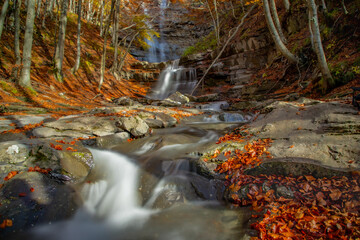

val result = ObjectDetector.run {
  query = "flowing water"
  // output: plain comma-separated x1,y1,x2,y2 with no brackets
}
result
149,59,197,99
28,115,255,240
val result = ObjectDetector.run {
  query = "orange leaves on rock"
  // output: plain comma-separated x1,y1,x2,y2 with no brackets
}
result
215,139,272,174
66,147,77,152
4,171,18,181
50,143,63,150
0,219,12,228
30,187,35,192
28,166,51,174
0,121,44,134
289,145,294,148
127,138,134,143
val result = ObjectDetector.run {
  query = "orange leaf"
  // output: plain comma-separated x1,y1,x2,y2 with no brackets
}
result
289,145,294,148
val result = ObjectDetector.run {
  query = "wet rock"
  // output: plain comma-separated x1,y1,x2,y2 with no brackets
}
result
160,99,182,107
275,185,294,199
32,127,92,138
117,116,150,137
229,101,258,111
145,118,164,128
166,91,190,104
0,172,80,237
42,116,121,137
219,112,246,122
195,93,219,102
94,132,131,148
153,112,178,128
113,96,141,106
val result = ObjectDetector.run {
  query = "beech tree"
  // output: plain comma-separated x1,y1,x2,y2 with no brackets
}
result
72,0,82,74
99,0,116,90
54,0,69,81
269,0,286,44
19,0,36,87
13,0,22,78
263,0,298,63
307,0,333,89
0,0,10,41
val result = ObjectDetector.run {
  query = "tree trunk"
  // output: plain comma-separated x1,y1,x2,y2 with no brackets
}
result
269,0,286,43
111,0,120,71
0,0,10,41
99,0,115,90
213,0,220,45
341,0,348,14
191,4,257,95
54,0,69,82
13,0,22,79
307,0,333,89
283,0,290,11
36,0,42,17
72,0,81,74
206,0,219,46
19,0,36,88
320,0,327,12
99,0,105,36
263,0,298,63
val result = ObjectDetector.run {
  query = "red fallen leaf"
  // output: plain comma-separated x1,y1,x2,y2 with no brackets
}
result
54,145,63,150
329,189,342,201
5,219,12,227
289,145,294,148
203,158,208,162
18,192,26,197
305,175,316,181
30,187,34,192
348,160,354,164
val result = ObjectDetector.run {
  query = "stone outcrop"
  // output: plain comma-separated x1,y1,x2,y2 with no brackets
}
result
197,99,360,178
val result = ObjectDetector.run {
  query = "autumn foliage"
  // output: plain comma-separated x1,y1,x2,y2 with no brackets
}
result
211,127,360,239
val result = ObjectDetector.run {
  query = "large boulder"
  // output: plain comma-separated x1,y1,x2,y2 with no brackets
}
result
166,91,190,104
0,171,80,237
117,116,150,137
0,140,94,182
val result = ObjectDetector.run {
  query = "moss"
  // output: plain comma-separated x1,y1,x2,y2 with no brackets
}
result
0,80,18,95
182,32,218,57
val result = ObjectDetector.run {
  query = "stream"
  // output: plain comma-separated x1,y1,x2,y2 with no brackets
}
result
28,113,256,240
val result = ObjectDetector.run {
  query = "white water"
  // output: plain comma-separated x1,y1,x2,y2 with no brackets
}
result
32,149,154,240
150,59,197,99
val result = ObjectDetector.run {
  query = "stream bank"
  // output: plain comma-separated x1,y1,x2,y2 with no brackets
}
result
0,93,359,238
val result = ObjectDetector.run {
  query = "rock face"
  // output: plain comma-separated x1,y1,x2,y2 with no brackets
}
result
197,99,360,179
130,0,212,62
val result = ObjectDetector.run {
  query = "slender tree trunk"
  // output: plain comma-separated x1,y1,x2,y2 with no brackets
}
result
13,0,22,78
206,0,219,46
112,0,119,71
72,0,81,74
0,0,10,41
263,0,298,63
99,0,115,90
341,0,348,14
269,0,286,43
69,0,72,13
191,4,257,95
19,0,36,88
307,0,333,89
320,0,327,12
213,0,220,45
99,0,105,36
54,0,69,82
36,0,42,16
283,0,290,11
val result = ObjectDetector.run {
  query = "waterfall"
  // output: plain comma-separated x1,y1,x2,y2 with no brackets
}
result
149,59,197,100
143,0,179,63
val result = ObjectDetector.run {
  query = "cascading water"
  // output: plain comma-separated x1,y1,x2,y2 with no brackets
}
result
28,120,254,240
143,0,178,63
149,59,197,99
